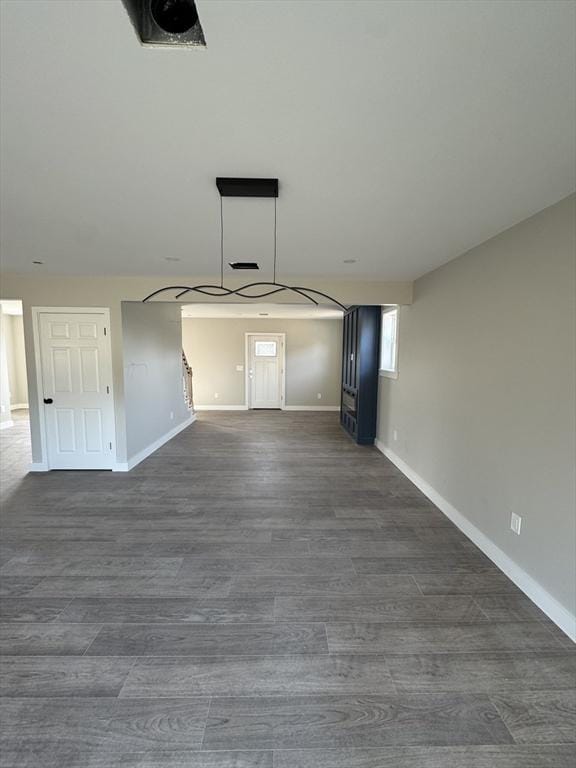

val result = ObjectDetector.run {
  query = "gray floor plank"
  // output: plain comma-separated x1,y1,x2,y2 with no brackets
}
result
274,595,488,623
119,654,395,697
0,577,43,598
203,694,513,749
0,698,210,757
57,597,274,624
0,657,136,697
228,574,419,597
474,595,553,622
272,744,576,767
0,598,71,622
28,575,232,598
178,557,356,576
0,557,184,577
353,554,494,574
0,623,102,655
85,622,328,657
326,621,567,654
386,652,576,692
413,573,519,595
491,690,576,743
0,747,272,768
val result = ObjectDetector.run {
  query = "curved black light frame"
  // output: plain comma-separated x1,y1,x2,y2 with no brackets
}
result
142,282,348,311
142,178,349,313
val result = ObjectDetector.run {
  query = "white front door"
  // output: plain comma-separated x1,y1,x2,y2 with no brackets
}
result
248,334,283,409
38,311,115,469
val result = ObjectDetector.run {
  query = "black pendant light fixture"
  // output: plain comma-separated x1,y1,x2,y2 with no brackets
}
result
142,178,348,311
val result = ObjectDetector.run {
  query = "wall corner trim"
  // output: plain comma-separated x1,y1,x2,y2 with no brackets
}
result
28,461,49,472
113,413,196,472
374,439,576,643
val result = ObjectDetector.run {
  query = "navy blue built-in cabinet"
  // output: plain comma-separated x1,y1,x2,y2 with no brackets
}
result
340,306,381,445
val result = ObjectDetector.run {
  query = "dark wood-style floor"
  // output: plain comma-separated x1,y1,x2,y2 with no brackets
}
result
0,410,574,767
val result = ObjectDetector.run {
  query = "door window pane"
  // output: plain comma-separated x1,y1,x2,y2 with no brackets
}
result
255,341,277,357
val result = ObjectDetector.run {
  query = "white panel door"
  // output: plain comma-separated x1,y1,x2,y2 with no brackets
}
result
38,312,115,469
248,335,283,409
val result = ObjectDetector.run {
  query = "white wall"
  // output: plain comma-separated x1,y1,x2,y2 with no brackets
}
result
182,317,342,408
377,195,576,633
122,301,192,463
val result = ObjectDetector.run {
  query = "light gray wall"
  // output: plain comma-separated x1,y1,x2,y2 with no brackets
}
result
0,310,12,425
377,194,576,616
3,314,28,406
182,318,343,407
122,302,190,461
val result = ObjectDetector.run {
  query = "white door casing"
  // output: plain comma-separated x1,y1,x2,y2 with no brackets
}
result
36,310,115,469
246,333,285,409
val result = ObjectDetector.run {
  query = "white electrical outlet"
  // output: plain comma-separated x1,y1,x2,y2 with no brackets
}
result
214,392,219,399
236,364,244,372
169,411,174,421
510,512,522,535
393,429,398,441
317,393,322,399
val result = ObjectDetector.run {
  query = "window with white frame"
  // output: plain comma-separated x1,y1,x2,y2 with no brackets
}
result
380,307,399,376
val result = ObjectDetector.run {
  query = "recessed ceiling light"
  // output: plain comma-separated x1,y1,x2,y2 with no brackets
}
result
32,260,43,265
164,256,181,262
343,259,357,264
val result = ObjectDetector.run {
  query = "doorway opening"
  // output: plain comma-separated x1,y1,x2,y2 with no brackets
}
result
0,300,28,431
181,302,343,413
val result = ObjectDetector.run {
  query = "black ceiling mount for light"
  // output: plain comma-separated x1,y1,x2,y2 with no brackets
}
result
122,0,206,47
229,262,260,270
216,178,279,198
142,177,348,312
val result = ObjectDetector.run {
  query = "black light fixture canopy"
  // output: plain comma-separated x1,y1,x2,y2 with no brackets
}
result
216,178,278,198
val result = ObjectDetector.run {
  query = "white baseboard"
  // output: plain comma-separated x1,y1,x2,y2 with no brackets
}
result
29,461,49,472
10,403,28,411
113,414,196,472
194,405,248,411
283,405,340,411
375,439,576,643
0,420,14,430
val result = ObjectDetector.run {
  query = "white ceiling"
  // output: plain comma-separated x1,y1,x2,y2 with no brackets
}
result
181,302,343,320
0,1,574,280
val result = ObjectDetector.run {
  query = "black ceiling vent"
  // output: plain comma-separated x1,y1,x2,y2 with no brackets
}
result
229,262,259,270
122,0,206,48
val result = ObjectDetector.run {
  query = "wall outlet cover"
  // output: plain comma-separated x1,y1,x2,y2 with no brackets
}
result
510,512,522,535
